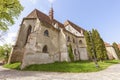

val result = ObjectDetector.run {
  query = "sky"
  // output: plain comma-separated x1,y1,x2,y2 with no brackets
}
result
1,0,120,45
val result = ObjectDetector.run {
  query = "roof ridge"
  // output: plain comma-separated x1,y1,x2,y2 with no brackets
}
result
27,9,49,18
64,20,86,33
67,20,85,31
104,42,112,47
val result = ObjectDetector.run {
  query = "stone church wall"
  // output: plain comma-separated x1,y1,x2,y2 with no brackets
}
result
106,46,119,60
8,19,37,63
64,30,88,61
78,47,88,60
9,17,89,69
21,21,64,68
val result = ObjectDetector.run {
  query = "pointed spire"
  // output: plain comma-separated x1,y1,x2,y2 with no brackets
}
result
49,5,54,21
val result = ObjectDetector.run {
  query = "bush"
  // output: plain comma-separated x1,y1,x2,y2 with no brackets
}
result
68,44,74,61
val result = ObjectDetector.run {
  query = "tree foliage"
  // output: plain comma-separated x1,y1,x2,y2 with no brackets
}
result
92,29,107,61
84,29,107,61
112,42,120,59
68,44,74,62
0,44,12,61
84,31,93,60
0,0,23,31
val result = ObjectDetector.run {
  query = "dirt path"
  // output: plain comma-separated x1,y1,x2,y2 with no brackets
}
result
0,64,120,80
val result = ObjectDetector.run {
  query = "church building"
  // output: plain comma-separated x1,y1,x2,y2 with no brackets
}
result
8,8,119,69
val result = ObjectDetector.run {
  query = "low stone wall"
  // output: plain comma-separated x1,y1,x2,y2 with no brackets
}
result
21,51,55,69
79,47,89,60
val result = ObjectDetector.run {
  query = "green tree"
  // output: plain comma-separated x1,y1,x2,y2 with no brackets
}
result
0,44,12,62
100,38,108,60
68,44,74,62
84,31,93,60
92,29,107,61
84,29,107,61
112,42,120,59
0,0,23,31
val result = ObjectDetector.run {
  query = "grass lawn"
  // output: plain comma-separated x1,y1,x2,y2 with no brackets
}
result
3,60,120,73
3,62,21,70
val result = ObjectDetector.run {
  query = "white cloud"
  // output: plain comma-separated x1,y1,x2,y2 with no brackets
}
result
5,32,17,45
48,0,56,3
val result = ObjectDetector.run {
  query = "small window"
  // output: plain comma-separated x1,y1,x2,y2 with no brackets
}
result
67,36,70,42
44,30,49,37
73,38,75,43
42,45,48,53
79,40,82,44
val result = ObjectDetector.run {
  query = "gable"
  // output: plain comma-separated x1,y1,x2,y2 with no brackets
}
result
65,25,83,36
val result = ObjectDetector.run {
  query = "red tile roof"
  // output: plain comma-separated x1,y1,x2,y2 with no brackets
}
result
104,42,112,47
118,44,120,50
26,9,87,36
26,9,64,28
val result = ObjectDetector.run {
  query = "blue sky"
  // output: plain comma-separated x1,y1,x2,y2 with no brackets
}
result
1,0,120,45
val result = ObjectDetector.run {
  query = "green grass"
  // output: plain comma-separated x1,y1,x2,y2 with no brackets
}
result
3,60,120,73
3,62,21,70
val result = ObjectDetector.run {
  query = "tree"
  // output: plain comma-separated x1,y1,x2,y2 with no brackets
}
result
84,31,93,60
0,44,12,63
100,38,108,60
84,29,107,61
0,0,23,31
112,42,120,59
92,29,107,61
68,44,74,62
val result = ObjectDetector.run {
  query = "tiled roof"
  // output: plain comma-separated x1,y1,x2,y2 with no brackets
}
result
104,42,112,47
64,20,86,33
26,9,64,28
26,9,87,35
118,44,120,50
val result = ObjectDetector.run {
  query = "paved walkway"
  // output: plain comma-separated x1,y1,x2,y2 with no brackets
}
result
0,64,120,80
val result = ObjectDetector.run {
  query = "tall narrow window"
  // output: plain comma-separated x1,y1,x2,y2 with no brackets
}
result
79,40,82,44
73,38,75,43
44,30,49,37
25,25,32,45
67,36,70,42
42,45,48,53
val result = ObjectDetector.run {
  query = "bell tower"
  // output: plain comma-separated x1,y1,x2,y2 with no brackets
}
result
49,6,54,21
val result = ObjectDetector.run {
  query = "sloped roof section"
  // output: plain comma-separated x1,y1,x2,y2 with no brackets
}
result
27,9,39,18
104,42,112,47
64,20,86,33
118,44,120,50
26,9,64,28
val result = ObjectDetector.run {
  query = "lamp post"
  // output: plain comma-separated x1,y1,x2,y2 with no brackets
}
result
89,31,99,68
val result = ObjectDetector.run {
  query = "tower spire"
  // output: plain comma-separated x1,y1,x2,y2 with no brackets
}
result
49,4,54,21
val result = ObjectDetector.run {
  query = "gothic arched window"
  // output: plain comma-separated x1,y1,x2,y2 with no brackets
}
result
44,30,49,37
67,36,70,42
25,25,32,45
73,38,75,43
42,45,48,53
79,40,82,44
